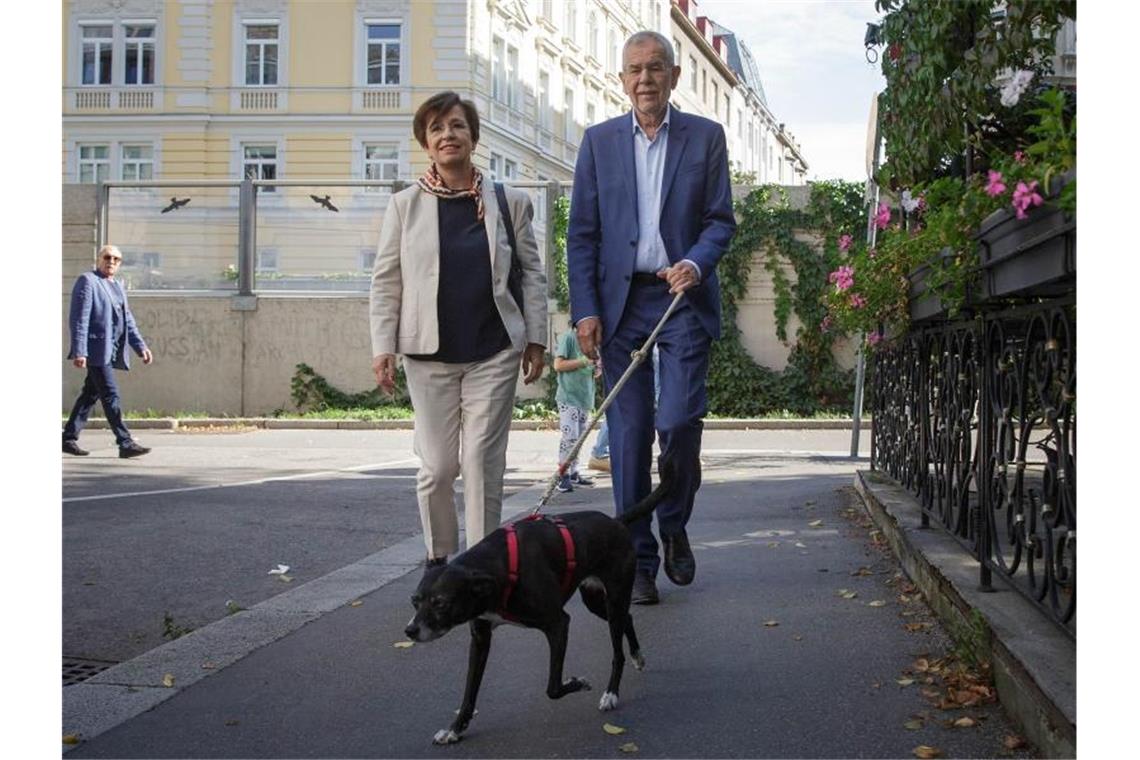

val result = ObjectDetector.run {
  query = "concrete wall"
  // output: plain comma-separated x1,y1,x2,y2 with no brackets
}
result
62,183,857,415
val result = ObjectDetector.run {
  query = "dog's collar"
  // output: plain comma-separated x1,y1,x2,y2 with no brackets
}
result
499,516,577,621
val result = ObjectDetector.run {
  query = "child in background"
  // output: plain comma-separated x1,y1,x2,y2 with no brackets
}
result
554,326,597,492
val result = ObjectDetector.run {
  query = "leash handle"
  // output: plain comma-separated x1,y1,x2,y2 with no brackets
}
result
531,290,685,515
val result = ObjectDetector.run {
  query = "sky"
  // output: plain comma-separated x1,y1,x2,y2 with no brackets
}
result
693,0,886,182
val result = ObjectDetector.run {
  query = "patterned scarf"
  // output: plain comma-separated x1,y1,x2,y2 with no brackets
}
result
417,163,485,221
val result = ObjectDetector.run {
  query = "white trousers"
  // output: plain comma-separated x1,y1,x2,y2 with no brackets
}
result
403,347,521,558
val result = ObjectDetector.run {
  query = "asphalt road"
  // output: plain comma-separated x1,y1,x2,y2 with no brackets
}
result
61,427,1039,758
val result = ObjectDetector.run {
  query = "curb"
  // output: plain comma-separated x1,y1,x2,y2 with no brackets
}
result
80,417,872,432
852,469,1075,758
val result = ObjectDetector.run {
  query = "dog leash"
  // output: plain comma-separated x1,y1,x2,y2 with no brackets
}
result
530,289,686,516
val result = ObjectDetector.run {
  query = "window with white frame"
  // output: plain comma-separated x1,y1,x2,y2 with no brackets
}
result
688,56,697,90
366,22,400,85
491,37,519,109
243,144,277,191
489,152,503,180
587,100,596,128
78,144,110,184
256,248,278,273
363,143,398,187
120,144,154,180
712,82,719,115
737,109,743,138
673,37,682,63
536,173,549,221
537,69,551,130
588,12,598,59
359,248,376,272
81,25,114,85
542,0,554,20
564,87,576,143
504,158,517,180
123,23,155,85
565,2,577,42
610,30,619,71
244,23,278,86
702,70,708,102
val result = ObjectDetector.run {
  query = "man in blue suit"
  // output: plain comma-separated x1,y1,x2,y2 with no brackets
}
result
568,31,736,604
63,244,154,458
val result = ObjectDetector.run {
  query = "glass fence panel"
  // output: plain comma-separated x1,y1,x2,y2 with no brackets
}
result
253,185,393,293
107,186,240,291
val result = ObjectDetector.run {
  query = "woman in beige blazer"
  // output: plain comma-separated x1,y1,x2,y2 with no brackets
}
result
370,91,548,567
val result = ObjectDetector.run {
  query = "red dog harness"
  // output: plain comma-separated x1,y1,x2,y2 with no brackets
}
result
500,515,577,621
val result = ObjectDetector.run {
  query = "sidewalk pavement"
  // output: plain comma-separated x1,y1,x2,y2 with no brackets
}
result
61,432,1045,759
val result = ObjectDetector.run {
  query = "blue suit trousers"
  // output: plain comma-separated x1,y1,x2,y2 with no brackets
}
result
601,280,710,577
63,364,133,447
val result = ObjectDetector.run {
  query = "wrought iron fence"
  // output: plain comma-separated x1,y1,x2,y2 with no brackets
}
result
95,179,569,296
870,296,1076,634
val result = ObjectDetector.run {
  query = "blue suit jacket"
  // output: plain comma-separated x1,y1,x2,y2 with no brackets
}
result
567,108,736,343
67,270,147,369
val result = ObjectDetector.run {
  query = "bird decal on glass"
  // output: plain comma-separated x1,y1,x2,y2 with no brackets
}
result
310,194,339,212
161,197,190,213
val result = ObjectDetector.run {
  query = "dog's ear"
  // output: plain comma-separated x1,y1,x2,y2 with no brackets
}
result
468,572,500,606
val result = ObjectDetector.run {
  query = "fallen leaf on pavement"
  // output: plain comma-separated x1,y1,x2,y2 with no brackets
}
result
904,719,924,730
793,634,803,641
276,575,293,583
914,658,931,672
763,620,779,627
869,600,887,607
913,746,942,759
201,662,216,670
619,742,639,753
840,591,858,599
162,673,175,687
350,600,363,607
1002,734,1027,750
905,623,932,633
897,678,915,687
62,735,80,745
852,567,874,576
808,520,824,528
393,641,414,649
603,723,626,735
953,717,976,728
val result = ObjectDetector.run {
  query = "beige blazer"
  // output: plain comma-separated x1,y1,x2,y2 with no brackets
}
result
369,182,549,357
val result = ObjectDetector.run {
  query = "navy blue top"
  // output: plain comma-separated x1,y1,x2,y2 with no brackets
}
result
406,197,510,363
99,273,126,361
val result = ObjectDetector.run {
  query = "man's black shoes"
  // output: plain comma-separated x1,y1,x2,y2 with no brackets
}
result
119,442,151,459
631,572,659,605
662,530,696,586
62,440,89,456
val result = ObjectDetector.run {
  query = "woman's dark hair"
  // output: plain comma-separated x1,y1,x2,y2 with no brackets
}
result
413,91,481,149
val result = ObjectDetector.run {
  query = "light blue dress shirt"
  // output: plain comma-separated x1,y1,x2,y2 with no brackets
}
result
631,105,702,280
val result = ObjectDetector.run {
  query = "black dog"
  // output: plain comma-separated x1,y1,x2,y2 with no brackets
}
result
404,460,673,744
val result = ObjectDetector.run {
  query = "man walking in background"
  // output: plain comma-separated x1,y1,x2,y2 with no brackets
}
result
567,31,736,604
64,244,153,458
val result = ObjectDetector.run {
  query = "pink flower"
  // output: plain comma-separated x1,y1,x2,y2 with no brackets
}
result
828,265,855,292
874,203,891,230
985,170,1007,197
868,247,877,259
1011,180,1044,219
1014,150,1027,163
848,293,867,309
838,234,853,252
820,315,833,332
867,330,883,346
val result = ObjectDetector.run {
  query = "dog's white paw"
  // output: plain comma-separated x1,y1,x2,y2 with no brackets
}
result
432,729,461,745
631,652,646,671
598,691,619,711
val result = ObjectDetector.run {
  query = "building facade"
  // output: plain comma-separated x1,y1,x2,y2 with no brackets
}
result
62,0,808,290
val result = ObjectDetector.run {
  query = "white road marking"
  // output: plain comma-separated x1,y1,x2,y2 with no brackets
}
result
62,457,420,503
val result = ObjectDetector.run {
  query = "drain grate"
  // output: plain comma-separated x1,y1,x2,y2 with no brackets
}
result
63,657,117,686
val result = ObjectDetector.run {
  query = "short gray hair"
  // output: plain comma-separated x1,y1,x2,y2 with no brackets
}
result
623,30,675,68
